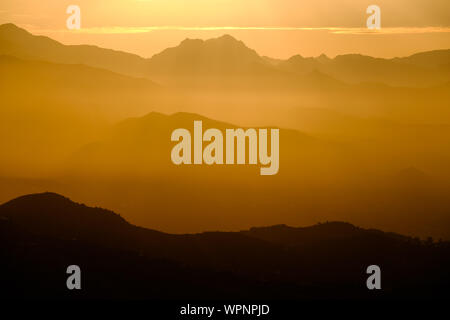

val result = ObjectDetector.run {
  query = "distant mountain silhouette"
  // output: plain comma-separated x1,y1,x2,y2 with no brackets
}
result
2,23,450,123
279,52,450,87
1,192,449,299
1,23,449,87
1,22,450,246
0,23,148,78
147,34,270,75
0,192,129,239
244,222,410,246
393,49,450,69
66,111,316,175
0,55,164,173
49,110,450,239
145,34,302,89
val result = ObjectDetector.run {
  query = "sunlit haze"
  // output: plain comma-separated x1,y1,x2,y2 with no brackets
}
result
1,0,449,58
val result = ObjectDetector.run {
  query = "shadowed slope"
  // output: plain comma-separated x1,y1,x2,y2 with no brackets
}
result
0,23,148,78
66,111,315,176
0,55,164,174
0,192,128,236
1,192,449,299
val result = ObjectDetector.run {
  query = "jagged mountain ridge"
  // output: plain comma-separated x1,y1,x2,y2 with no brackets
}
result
1,23,449,87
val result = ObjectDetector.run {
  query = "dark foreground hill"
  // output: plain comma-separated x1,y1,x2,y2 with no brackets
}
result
1,192,449,299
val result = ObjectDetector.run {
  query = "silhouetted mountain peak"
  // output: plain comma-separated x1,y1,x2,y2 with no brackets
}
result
212,34,246,46
114,111,235,139
0,23,34,38
333,53,378,64
179,38,203,47
0,23,149,78
177,34,244,50
286,54,312,62
169,111,232,124
316,53,331,63
0,23,25,32
285,53,329,64
1,192,76,211
147,34,265,76
0,192,129,237
160,34,252,53
0,22,59,45
217,34,236,41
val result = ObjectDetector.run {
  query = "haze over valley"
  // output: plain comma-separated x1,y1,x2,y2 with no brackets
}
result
1,23,450,239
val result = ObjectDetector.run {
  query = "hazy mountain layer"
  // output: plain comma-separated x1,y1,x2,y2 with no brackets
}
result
1,23,450,239
1,23,449,88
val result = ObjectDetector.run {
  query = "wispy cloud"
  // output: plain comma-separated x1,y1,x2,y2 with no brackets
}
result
30,26,450,35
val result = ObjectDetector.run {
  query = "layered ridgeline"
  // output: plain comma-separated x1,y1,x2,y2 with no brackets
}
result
0,55,166,175
46,112,450,239
2,23,450,128
0,23,149,78
1,192,449,299
1,23,450,239
0,107,446,239
2,23,450,88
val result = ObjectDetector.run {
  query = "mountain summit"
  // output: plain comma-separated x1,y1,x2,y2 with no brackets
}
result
0,192,129,239
146,34,271,76
1,23,449,87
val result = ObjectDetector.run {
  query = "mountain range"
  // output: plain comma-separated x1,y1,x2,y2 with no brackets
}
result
1,23,449,88
1,22,450,240
1,192,449,299
1,22,450,300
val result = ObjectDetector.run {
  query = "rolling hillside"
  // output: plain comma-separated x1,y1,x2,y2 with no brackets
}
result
1,192,449,299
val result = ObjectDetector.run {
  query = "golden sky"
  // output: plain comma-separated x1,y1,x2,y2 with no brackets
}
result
1,0,450,58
